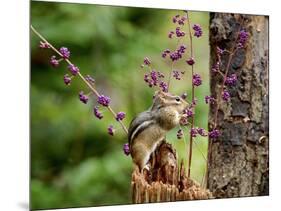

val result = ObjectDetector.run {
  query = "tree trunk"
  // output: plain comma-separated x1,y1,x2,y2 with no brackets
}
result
131,141,212,203
207,13,269,198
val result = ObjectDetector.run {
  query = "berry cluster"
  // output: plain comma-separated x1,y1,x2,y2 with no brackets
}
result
225,74,238,86
143,69,167,92
192,24,203,38
172,14,187,25
205,95,216,104
173,70,185,80
237,30,249,48
169,45,187,62
192,73,202,86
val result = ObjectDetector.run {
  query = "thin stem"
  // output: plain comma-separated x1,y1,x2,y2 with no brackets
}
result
201,165,207,188
218,70,225,78
167,61,174,90
186,12,195,178
31,25,128,134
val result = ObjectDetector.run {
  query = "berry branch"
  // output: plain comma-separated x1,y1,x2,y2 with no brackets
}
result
30,25,129,135
202,17,248,187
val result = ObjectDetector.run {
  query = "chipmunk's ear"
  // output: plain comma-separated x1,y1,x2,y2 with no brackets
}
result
152,90,165,106
154,90,165,97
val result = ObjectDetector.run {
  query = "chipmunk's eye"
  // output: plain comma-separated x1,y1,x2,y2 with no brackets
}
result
175,96,181,102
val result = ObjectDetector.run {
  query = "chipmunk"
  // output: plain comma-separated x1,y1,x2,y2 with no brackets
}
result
128,90,188,172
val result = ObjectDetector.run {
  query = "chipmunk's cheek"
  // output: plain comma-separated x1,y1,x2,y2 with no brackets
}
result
174,112,181,125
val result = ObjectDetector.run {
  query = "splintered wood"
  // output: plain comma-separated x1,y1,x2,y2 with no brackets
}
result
131,141,212,203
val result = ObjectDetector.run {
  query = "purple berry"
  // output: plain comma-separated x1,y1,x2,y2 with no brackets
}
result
123,143,130,156
192,24,203,38
192,73,202,86
150,70,158,85
237,30,249,48
116,112,126,121
143,57,151,65
222,90,230,101
108,125,115,136
178,17,186,25
173,70,181,80
198,128,207,137
209,129,220,139
190,128,197,137
98,95,111,107
50,55,59,67
179,116,189,126
68,64,79,76
175,27,185,37
186,57,195,65
159,81,168,92
59,47,70,59
205,95,216,104
225,74,237,86
212,62,220,73
168,31,175,39
85,75,95,84
184,108,193,117
79,91,89,104
172,15,178,23
93,106,103,119
63,74,72,85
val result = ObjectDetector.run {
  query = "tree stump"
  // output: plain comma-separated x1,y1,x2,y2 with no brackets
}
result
131,141,212,203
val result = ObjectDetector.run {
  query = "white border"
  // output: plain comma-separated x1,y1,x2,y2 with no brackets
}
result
1,0,280,211
34,0,270,15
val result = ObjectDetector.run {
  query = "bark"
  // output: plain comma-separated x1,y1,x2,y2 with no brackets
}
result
131,141,212,203
207,13,269,198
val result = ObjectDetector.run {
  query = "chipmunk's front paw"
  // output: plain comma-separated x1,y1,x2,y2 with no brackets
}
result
141,164,152,182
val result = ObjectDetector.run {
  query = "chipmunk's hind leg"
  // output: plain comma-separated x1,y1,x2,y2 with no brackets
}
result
132,144,152,173
139,152,151,174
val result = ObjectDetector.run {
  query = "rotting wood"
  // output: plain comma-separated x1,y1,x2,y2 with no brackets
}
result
131,141,212,203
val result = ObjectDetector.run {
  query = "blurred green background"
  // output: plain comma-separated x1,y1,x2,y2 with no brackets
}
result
31,1,209,210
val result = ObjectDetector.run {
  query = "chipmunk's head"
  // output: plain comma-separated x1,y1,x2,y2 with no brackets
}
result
152,90,189,115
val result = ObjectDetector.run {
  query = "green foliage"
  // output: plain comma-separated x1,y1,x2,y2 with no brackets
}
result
31,1,209,209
